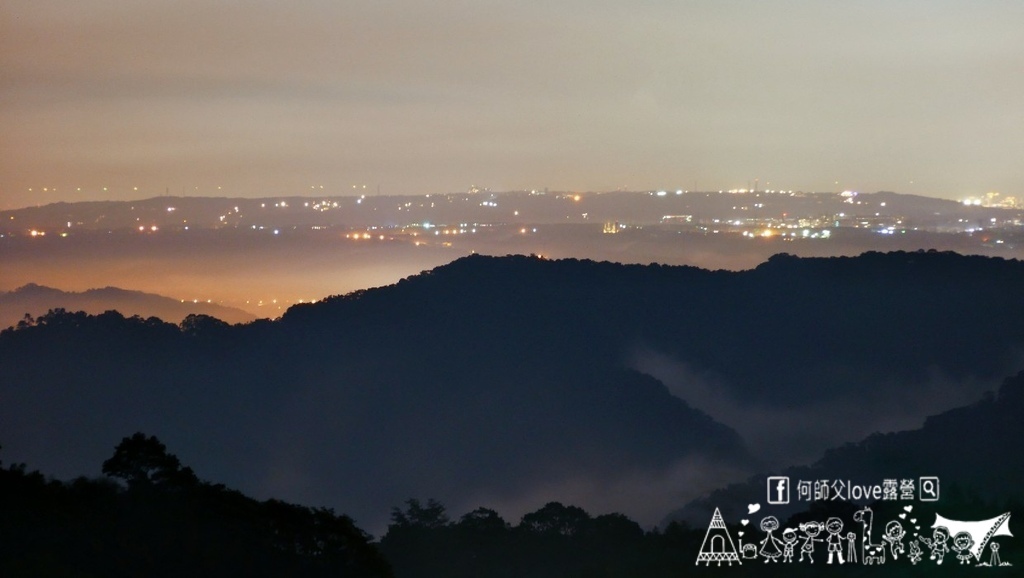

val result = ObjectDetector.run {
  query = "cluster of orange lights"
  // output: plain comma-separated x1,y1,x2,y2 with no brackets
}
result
345,232,385,240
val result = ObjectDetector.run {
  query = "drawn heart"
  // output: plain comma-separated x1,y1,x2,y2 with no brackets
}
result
904,505,914,512
911,518,917,524
915,526,920,531
738,531,745,537
748,504,761,515
899,513,907,519
741,519,749,526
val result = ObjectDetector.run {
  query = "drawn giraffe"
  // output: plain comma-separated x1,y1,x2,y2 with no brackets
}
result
853,507,886,565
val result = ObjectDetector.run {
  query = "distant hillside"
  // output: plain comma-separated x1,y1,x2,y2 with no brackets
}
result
2,251,1024,531
667,369,1024,527
0,190,1013,232
0,283,257,328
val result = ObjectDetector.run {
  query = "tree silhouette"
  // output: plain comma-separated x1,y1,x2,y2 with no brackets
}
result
3,433,393,577
457,507,510,534
389,498,450,530
101,432,198,488
519,502,591,537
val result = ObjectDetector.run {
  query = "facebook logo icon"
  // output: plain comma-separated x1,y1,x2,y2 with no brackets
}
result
767,476,790,504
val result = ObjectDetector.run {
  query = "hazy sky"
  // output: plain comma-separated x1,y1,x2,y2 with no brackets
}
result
3,1,1022,208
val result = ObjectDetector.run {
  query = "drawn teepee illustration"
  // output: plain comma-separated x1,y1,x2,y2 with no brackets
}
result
696,507,742,566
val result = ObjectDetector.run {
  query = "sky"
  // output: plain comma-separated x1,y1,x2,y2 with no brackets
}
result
2,0,1022,209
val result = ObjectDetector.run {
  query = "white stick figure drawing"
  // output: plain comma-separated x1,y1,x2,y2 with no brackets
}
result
882,520,905,560
918,526,950,565
846,531,858,564
825,517,845,564
854,507,886,565
908,540,923,565
951,531,974,565
799,521,823,563
758,516,783,563
989,542,1002,566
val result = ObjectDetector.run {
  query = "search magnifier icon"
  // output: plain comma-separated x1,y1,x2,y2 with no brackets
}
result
920,477,939,501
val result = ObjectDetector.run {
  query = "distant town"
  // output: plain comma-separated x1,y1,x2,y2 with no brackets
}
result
3,188,1022,242
4,189,1023,318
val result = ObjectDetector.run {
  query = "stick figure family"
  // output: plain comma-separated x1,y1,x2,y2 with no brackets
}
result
696,505,1013,568
755,516,851,564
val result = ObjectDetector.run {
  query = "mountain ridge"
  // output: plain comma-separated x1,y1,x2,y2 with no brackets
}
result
2,250,1023,530
0,283,257,328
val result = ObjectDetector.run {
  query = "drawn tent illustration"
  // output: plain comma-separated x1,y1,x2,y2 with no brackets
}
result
933,513,1012,561
696,508,742,566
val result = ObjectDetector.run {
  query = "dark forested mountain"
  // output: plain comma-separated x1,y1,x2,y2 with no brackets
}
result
2,250,1023,531
0,283,256,328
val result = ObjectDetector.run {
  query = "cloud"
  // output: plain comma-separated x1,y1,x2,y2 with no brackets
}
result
631,348,1012,467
